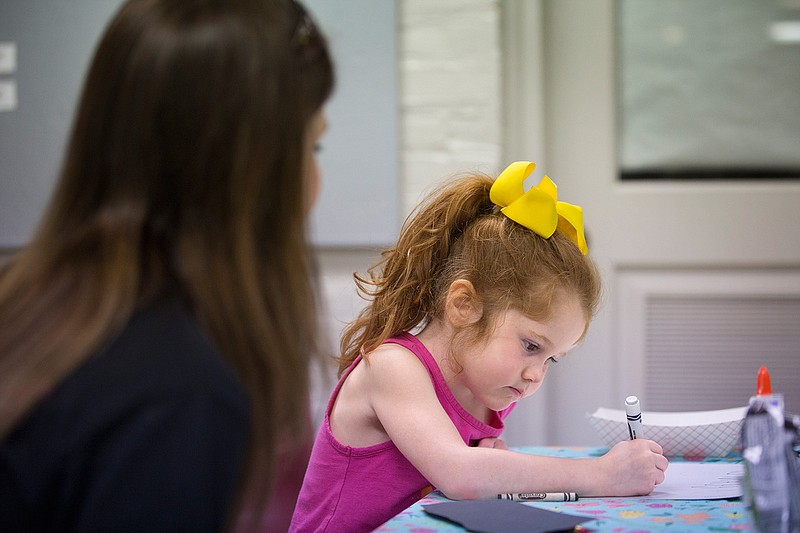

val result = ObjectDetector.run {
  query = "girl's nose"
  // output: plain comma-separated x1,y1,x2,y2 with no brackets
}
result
522,359,548,383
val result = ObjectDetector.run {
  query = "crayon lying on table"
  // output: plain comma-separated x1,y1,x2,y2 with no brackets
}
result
497,492,578,502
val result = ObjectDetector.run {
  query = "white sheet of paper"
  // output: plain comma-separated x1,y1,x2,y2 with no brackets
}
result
639,462,744,500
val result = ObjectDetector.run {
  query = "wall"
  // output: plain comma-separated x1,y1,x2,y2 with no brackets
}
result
400,0,503,212
313,0,504,423
0,1,122,248
0,0,399,249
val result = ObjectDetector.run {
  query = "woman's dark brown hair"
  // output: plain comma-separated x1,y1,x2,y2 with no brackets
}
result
0,0,333,529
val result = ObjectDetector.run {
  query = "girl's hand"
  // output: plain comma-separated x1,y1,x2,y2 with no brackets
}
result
475,437,507,450
592,439,668,496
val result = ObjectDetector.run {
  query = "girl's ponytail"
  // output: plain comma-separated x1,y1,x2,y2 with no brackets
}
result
337,174,495,375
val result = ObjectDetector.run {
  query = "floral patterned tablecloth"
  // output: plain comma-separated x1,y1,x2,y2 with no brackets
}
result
375,446,753,532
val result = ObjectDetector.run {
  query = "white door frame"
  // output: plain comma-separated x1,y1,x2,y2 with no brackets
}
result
502,0,800,446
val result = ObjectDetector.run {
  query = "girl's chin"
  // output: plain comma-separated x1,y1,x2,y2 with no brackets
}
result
492,394,517,411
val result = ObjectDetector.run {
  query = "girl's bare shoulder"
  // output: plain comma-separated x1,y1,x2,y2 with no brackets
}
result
362,341,428,380
331,341,431,446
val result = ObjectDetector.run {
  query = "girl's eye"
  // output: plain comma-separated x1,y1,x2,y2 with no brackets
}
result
523,341,540,353
547,356,560,365
314,143,323,153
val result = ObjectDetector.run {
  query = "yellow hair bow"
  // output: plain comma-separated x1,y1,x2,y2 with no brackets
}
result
489,161,588,255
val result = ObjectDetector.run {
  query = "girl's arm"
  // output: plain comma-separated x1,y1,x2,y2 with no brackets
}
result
365,346,668,500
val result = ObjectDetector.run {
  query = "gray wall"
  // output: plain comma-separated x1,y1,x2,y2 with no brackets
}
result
0,0,399,248
0,1,122,248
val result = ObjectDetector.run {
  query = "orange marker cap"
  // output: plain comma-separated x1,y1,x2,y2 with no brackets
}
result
756,365,772,396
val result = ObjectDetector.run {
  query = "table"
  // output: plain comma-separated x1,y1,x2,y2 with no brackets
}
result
374,446,754,532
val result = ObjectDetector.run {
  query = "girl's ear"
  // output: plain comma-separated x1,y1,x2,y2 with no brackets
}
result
445,279,483,327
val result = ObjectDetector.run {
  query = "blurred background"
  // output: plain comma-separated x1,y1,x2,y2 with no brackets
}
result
1,0,799,446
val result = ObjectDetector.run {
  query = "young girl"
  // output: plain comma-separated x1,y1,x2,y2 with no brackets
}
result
290,162,669,532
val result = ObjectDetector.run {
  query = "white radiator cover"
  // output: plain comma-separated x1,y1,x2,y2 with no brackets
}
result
616,269,800,415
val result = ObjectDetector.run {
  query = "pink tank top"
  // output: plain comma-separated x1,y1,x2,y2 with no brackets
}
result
289,332,516,533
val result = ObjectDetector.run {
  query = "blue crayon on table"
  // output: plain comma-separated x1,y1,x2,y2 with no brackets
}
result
497,492,578,502
625,395,644,440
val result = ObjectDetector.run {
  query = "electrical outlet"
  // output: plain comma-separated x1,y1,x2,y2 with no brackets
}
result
0,80,18,112
0,42,17,74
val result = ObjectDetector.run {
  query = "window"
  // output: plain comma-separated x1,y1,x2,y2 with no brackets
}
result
617,0,800,181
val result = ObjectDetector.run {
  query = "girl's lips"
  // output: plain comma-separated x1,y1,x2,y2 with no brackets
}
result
509,386,524,399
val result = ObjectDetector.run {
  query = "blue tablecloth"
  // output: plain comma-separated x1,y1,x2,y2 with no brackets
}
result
375,446,754,532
